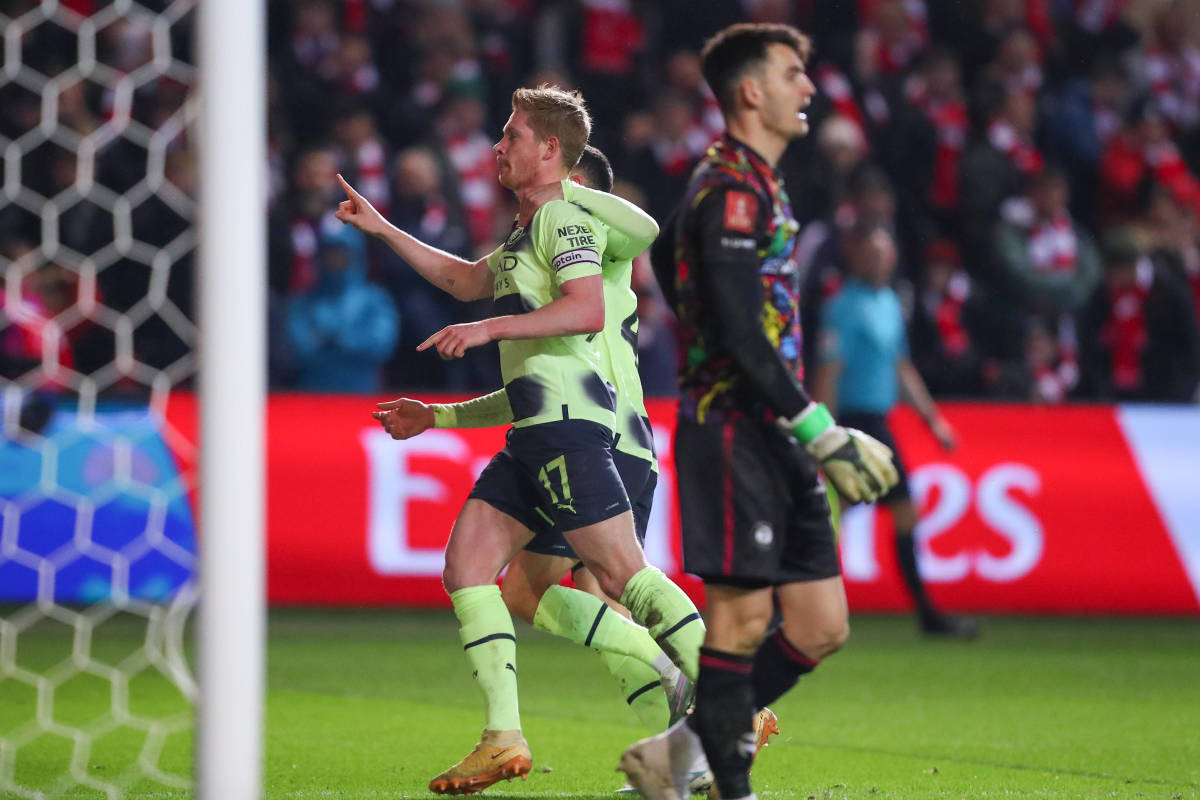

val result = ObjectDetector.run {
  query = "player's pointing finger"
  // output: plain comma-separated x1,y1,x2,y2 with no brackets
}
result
336,173,361,201
416,329,444,352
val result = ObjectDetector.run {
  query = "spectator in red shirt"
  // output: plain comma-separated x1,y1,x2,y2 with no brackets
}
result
909,238,986,396
333,106,390,220
436,91,502,253
960,87,1043,250
1078,227,1200,401
857,0,928,77
1100,97,1200,226
906,48,970,227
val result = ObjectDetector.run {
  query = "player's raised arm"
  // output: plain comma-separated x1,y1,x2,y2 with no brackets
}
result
334,173,492,301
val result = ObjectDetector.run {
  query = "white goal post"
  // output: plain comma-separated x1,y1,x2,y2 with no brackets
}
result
195,0,266,798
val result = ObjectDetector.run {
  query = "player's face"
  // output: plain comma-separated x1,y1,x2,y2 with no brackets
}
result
493,110,544,191
758,43,815,141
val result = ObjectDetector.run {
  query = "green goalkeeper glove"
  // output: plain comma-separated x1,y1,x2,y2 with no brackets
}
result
779,402,900,504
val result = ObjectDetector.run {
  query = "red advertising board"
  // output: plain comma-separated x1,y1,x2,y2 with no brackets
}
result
164,394,1200,614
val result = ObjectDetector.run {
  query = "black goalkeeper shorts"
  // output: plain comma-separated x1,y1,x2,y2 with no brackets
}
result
675,414,841,588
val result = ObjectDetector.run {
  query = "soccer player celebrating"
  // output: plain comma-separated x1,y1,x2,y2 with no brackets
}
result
618,24,898,800
375,144,692,725
376,145,707,791
335,86,706,795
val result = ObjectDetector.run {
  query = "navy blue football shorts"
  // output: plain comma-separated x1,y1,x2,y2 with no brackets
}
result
469,420,632,544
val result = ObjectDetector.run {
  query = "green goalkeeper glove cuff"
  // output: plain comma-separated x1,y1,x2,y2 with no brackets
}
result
783,402,836,445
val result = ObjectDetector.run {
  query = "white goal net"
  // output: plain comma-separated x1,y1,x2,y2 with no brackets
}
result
1,1,204,797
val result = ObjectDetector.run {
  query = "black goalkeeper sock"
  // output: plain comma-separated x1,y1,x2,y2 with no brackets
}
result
692,647,755,800
895,532,938,621
752,628,819,708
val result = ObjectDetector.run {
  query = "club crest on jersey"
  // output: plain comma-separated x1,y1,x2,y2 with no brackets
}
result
505,226,527,249
723,191,756,233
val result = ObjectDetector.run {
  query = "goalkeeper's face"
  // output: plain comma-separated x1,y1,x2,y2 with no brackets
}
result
493,110,548,191
757,43,815,141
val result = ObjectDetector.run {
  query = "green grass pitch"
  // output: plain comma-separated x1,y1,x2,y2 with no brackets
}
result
3,609,1198,798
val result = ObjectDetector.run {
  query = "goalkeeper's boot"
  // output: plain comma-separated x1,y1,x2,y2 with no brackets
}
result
751,708,779,762
704,709,778,799
661,665,695,727
429,729,532,795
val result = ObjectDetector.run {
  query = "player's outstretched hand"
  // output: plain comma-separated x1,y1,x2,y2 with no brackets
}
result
334,173,388,237
417,320,494,359
373,398,435,440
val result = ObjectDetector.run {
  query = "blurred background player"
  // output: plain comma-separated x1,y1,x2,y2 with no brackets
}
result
621,23,898,800
812,223,979,638
336,86,706,795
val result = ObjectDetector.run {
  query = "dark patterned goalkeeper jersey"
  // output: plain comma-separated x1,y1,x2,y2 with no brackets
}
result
655,135,812,425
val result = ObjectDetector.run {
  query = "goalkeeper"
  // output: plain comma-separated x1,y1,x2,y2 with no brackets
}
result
374,146,696,737
619,22,899,800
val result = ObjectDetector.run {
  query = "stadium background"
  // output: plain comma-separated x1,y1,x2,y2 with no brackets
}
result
4,0,1200,614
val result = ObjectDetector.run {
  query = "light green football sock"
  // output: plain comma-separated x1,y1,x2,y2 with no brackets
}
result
619,566,705,681
599,651,668,733
533,585,662,667
451,584,521,732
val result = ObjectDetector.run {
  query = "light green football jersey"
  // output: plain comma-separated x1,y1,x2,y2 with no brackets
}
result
486,199,615,431
566,181,659,470
595,240,657,469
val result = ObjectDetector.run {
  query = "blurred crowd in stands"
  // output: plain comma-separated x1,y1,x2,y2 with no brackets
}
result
3,0,1200,404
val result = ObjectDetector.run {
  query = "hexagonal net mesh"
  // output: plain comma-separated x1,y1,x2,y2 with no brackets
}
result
1,1,199,797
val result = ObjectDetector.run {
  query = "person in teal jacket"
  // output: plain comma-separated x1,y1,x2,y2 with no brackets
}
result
285,221,399,392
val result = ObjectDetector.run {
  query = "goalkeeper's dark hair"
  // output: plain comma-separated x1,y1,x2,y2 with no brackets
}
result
572,145,613,193
700,23,812,115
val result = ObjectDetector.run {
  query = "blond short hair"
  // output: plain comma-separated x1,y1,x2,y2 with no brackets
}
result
511,85,592,170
